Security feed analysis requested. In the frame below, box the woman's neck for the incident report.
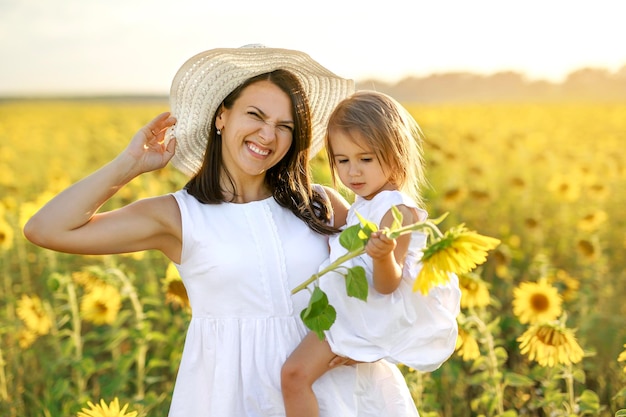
[221,174,272,203]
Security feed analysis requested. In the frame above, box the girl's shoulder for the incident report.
[354,190,427,223]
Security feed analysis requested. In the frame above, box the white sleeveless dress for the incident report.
[321,190,461,371]
[168,189,420,417]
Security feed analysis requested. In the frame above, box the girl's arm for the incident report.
[23,112,183,262]
[367,204,415,294]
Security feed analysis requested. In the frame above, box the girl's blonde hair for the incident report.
[325,90,426,206]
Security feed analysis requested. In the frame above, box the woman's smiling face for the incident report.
[217,80,294,178]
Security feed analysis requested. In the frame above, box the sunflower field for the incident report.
[1,99,625,417]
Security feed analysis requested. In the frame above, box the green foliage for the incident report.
[2,100,626,416]
[344,266,368,301]
[300,287,337,340]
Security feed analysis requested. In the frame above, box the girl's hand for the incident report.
[125,112,177,173]
[365,231,397,260]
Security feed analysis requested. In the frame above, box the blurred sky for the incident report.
[1,0,624,96]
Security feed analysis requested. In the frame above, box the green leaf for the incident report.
[355,210,378,240]
[51,377,70,399]
[339,224,367,252]
[577,389,600,413]
[390,205,404,230]
[494,346,509,364]
[503,372,535,387]
[615,409,626,417]
[429,212,449,225]
[572,368,586,384]
[615,387,626,399]
[301,287,336,340]
[345,266,368,301]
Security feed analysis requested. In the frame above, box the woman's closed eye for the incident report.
[247,111,293,133]
[247,111,264,121]
[276,123,293,133]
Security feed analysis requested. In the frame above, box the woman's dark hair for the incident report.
[184,69,337,235]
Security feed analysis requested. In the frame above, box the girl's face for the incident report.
[216,80,294,178]
[329,129,395,200]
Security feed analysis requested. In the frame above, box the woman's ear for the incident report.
[215,105,225,131]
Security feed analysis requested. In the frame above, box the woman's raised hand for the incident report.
[125,112,177,173]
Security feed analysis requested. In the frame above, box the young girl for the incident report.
[281,91,461,417]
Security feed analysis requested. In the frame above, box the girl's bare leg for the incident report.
[281,332,336,417]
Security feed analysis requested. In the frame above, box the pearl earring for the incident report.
[216,128,222,136]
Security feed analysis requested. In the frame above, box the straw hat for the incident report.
[167,44,355,176]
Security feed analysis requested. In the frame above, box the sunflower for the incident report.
[72,270,104,291]
[0,215,14,251]
[517,320,584,367]
[162,262,190,311]
[576,239,598,261]
[618,344,626,373]
[547,174,581,202]
[16,294,52,335]
[492,246,512,279]
[469,189,491,202]
[76,397,137,417]
[442,186,468,206]
[413,224,500,294]
[80,284,122,325]
[577,210,608,232]
[587,183,609,200]
[510,176,526,189]
[455,326,480,361]
[551,269,580,302]
[524,217,541,231]
[0,163,15,186]
[512,278,562,324]
[118,251,145,261]
[18,329,37,349]
[459,273,490,309]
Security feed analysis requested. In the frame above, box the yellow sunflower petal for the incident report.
[512,278,562,324]
[517,321,584,367]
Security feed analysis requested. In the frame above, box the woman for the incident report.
[24,45,420,416]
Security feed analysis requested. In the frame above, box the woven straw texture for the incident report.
[167,46,355,176]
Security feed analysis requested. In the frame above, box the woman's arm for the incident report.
[23,112,182,262]
[321,186,350,228]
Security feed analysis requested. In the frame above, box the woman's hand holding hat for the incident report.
[125,112,177,175]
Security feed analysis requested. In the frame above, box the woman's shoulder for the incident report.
[315,184,350,227]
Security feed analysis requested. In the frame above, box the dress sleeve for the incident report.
[170,190,197,266]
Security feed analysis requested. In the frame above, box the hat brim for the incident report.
[167,45,354,177]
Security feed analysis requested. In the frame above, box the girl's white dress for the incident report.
[169,188,421,417]
[321,190,461,371]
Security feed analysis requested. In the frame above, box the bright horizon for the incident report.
[1,0,624,96]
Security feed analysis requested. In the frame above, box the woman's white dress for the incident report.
[168,189,421,417]
[321,190,461,371]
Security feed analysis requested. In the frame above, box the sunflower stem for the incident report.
[564,363,576,412]
[468,311,504,415]
[66,278,86,398]
[291,248,366,294]
[0,344,8,402]
[109,267,147,400]
[291,219,441,294]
